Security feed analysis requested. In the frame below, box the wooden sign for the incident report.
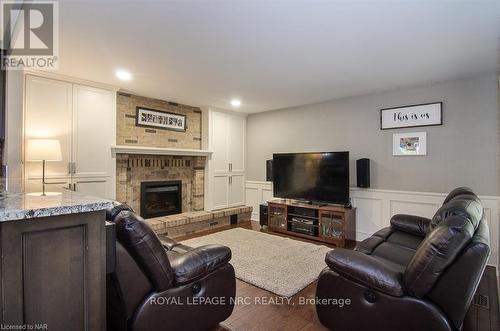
[136,107,186,132]
[380,102,442,130]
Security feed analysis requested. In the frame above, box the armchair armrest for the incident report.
[325,249,404,297]
[169,244,232,286]
[390,214,431,237]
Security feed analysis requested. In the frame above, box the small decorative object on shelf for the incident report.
[266,199,356,247]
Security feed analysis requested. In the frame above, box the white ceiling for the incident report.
[57,0,500,113]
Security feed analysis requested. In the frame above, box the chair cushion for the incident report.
[159,236,180,250]
[431,190,482,231]
[354,227,394,254]
[113,211,174,291]
[442,187,474,205]
[372,242,417,267]
[370,255,406,274]
[325,249,404,297]
[403,215,475,298]
[169,244,232,286]
[106,203,135,222]
[386,231,424,251]
[390,214,431,237]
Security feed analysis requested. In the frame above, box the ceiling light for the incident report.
[115,69,132,81]
[231,99,241,107]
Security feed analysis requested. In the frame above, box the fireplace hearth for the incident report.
[141,180,182,219]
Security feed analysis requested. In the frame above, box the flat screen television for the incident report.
[272,152,349,205]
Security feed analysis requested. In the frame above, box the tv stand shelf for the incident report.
[267,199,356,247]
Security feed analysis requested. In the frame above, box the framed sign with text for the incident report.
[136,107,187,132]
[380,102,442,130]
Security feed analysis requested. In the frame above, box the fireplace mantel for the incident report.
[111,145,212,157]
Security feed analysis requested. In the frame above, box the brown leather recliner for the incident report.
[315,187,490,331]
[106,205,236,331]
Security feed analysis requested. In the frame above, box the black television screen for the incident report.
[272,152,349,205]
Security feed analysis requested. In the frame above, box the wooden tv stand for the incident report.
[266,199,356,247]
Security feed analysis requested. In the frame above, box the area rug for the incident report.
[182,228,331,297]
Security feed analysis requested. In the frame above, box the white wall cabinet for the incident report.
[203,108,246,210]
[24,74,116,199]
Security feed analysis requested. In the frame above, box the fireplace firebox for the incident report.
[140,180,182,219]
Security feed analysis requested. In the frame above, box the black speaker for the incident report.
[356,158,370,188]
[266,159,273,182]
[259,204,268,227]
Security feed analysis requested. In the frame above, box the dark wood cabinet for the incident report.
[0,211,106,330]
[267,199,355,247]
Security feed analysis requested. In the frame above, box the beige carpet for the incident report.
[182,228,331,297]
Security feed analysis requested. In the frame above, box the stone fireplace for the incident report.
[115,92,206,216]
[116,154,205,216]
[114,92,252,237]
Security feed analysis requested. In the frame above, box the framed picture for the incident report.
[136,107,186,131]
[381,102,442,130]
[393,132,427,156]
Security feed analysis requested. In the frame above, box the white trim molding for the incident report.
[23,69,120,92]
[245,181,499,267]
[111,145,212,157]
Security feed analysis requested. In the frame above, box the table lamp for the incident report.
[26,139,62,196]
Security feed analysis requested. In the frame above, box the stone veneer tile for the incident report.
[116,93,206,214]
[223,207,243,216]
[181,211,214,223]
[161,214,189,227]
[211,211,225,219]
[116,154,205,215]
[148,219,167,232]
[116,93,202,149]
[145,206,253,238]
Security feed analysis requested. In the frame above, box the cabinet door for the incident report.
[319,211,345,240]
[268,204,287,231]
[211,174,229,210]
[227,114,245,172]
[228,174,245,207]
[210,111,229,173]
[73,178,110,198]
[24,75,73,189]
[1,211,106,330]
[24,179,71,194]
[72,84,115,199]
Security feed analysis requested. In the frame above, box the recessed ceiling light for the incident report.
[231,99,241,107]
[116,69,132,81]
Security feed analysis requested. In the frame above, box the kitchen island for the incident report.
[0,191,114,331]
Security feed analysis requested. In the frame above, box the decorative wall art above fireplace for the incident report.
[136,106,187,131]
[380,102,442,130]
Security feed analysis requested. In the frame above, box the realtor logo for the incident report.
[1,0,59,69]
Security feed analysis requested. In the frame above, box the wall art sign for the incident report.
[380,102,442,130]
[136,107,186,132]
[393,132,427,156]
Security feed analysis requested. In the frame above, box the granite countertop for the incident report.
[0,191,115,221]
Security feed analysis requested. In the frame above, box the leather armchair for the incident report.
[315,187,490,331]
[106,205,236,331]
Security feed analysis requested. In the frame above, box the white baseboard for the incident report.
[245,181,499,268]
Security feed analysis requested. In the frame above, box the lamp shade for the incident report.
[26,139,62,162]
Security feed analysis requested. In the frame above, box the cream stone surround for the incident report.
[115,93,207,214]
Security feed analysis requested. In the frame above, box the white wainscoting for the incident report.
[245,181,499,267]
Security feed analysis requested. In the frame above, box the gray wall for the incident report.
[246,74,499,196]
